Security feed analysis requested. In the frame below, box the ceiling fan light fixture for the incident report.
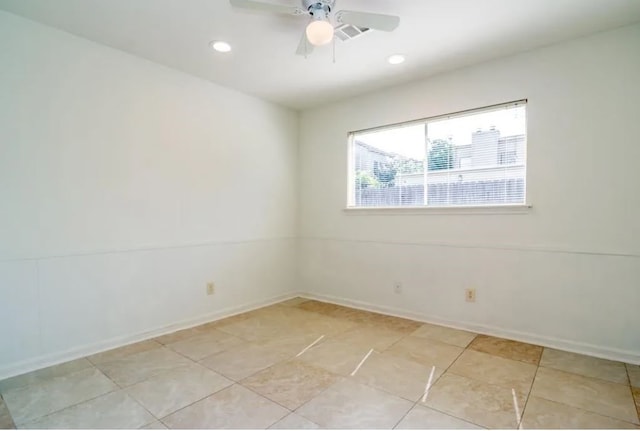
[306,19,334,46]
[387,54,405,65]
[210,40,232,53]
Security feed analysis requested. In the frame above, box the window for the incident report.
[348,101,527,208]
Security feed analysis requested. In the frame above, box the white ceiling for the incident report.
[2,0,640,110]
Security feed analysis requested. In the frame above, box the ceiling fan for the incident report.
[229,0,400,56]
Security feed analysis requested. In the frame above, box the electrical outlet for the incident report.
[394,282,402,294]
[206,282,215,295]
[465,288,476,302]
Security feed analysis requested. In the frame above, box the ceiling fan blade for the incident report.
[229,0,304,15]
[336,10,400,32]
[295,30,314,57]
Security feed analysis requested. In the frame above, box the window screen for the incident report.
[348,101,527,208]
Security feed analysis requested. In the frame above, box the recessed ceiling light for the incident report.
[387,54,405,65]
[210,41,232,53]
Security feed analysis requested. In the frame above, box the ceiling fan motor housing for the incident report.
[303,0,333,17]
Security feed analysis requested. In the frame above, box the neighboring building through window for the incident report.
[348,101,527,208]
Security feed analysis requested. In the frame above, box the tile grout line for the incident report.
[526,369,640,426]
[535,360,635,387]
[153,357,285,426]
[100,342,234,427]
[0,357,98,394]
[241,332,364,415]
[5,365,114,426]
[534,363,640,392]
[450,339,638,428]
[516,349,541,429]
[160,330,306,420]
[281,310,420,427]
[155,337,245,420]
[624,362,632,386]
[391,337,476,429]
[101,350,193,388]
[156,371,242,427]
[15,385,121,427]
[625,364,640,424]
[290,374,347,424]
[224,337,312,412]
[238,383,296,415]
[157,328,345,422]
[73,362,158,428]
[96,361,168,428]
[157,381,245,428]
[412,337,519,429]
[0,393,17,429]
[320,321,479,429]
[526,394,640,427]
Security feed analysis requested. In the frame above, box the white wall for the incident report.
[0,11,298,378]
[299,24,640,363]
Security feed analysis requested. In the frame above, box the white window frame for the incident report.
[345,100,531,214]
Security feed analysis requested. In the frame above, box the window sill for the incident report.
[343,204,532,215]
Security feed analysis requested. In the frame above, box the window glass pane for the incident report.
[352,124,426,207]
[426,104,526,206]
[348,102,526,208]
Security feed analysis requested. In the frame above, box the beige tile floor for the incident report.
[1,297,639,429]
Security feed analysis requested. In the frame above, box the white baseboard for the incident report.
[0,292,299,380]
[299,292,640,365]
[4,289,637,380]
